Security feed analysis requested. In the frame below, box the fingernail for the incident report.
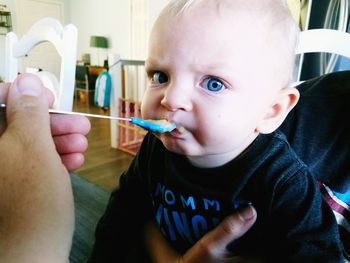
[15,74,42,97]
[238,205,256,221]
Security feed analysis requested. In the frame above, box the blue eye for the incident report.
[203,77,225,93]
[152,72,168,84]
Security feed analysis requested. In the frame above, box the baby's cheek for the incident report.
[140,93,158,118]
[140,100,150,119]
[198,117,231,143]
[140,107,153,120]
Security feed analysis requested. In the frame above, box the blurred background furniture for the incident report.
[75,65,106,105]
[88,65,107,88]
[5,17,77,111]
[295,29,350,82]
[108,57,146,154]
[297,0,350,80]
[75,65,90,104]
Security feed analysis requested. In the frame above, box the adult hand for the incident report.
[0,74,77,262]
[50,111,90,170]
[145,206,260,263]
[0,76,90,171]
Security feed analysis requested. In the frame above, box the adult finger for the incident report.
[146,206,257,263]
[50,113,91,136]
[53,133,88,170]
[184,206,257,262]
[53,133,88,154]
[60,153,85,171]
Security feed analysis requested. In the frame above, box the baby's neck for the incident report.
[187,133,258,168]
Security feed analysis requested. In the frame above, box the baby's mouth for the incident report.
[175,126,185,133]
[142,118,178,132]
[146,118,186,135]
[169,125,186,137]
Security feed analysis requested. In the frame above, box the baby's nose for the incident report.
[160,83,193,112]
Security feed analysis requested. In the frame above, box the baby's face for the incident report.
[142,3,283,167]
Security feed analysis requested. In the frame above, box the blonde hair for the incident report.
[160,0,299,86]
[165,0,201,15]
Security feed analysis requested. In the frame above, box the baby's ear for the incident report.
[256,87,299,134]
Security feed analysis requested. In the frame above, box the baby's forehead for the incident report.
[162,3,283,47]
[163,2,284,44]
[167,0,295,38]
[166,0,281,22]
[171,2,293,49]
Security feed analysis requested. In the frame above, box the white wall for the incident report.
[67,0,130,65]
[68,0,170,64]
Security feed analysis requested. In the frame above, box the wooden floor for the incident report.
[73,96,134,192]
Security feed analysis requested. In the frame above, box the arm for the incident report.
[0,74,77,262]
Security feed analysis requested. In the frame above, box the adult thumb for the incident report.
[185,206,257,262]
[5,73,53,145]
[207,205,257,250]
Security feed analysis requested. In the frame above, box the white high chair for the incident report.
[5,17,78,111]
[295,29,350,83]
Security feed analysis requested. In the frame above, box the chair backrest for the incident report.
[75,65,88,83]
[5,17,78,111]
[295,29,350,82]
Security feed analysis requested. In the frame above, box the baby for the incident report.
[90,0,344,262]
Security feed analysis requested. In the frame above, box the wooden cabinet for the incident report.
[87,66,107,89]
[75,65,107,104]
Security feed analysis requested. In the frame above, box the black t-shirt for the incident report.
[90,131,343,262]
